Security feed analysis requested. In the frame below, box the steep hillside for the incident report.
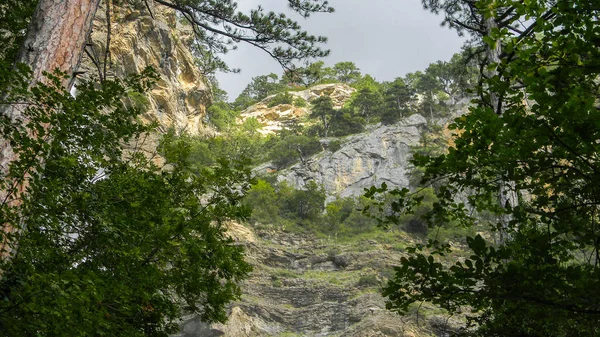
[82,3,212,136]
[80,11,465,333]
[173,87,465,335]
[175,224,461,337]
[277,114,427,199]
[239,83,355,135]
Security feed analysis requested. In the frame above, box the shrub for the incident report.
[207,101,239,131]
[357,274,380,287]
[328,140,342,152]
[268,133,322,169]
[245,179,280,225]
[267,92,293,107]
[293,96,307,107]
[278,181,326,222]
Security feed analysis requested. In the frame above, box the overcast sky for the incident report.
[215,0,466,100]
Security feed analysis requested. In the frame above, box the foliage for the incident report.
[332,61,362,84]
[351,74,382,91]
[245,179,379,238]
[293,96,307,107]
[357,274,380,287]
[324,197,379,237]
[285,61,334,86]
[155,0,333,73]
[245,180,325,226]
[267,92,294,108]
[280,61,361,87]
[0,66,252,336]
[310,96,365,138]
[267,128,322,169]
[278,181,326,222]
[309,96,335,137]
[349,86,384,123]
[244,179,281,225]
[327,139,342,153]
[184,125,268,168]
[0,0,37,62]
[206,101,240,131]
[381,78,414,124]
[376,0,600,335]
[233,73,286,110]
[327,107,365,137]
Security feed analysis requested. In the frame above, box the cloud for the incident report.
[216,0,466,100]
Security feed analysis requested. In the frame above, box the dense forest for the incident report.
[1,0,600,336]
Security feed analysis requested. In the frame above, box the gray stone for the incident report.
[278,114,427,199]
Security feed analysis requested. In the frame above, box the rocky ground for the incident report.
[174,223,462,337]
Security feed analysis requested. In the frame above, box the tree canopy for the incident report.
[0,64,254,335]
[0,0,339,334]
[152,0,333,72]
[373,0,600,335]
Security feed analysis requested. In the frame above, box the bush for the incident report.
[207,101,239,131]
[293,96,307,107]
[267,92,293,107]
[393,187,438,235]
[127,91,150,111]
[268,133,322,169]
[324,197,379,237]
[357,274,380,287]
[328,108,365,137]
[245,179,280,225]
[327,140,342,153]
[278,181,326,222]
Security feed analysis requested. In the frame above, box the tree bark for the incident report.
[485,14,502,114]
[485,11,519,243]
[1,0,101,261]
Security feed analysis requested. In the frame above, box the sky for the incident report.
[215,0,467,100]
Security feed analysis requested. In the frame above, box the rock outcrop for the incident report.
[83,3,211,136]
[174,227,459,337]
[240,83,355,135]
[277,114,427,199]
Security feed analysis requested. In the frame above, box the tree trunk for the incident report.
[485,11,518,243]
[485,15,502,114]
[1,0,101,262]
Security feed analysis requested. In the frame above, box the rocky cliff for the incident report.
[83,3,211,136]
[175,224,459,337]
[240,83,355,135]
[78,9,461,333]
[172,108,459,335]
[278,114,427,200]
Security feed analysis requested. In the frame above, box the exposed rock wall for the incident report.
[82,3,211,136]
[277,114,427,199]
[173,227,459,337]
[240,83,355,135]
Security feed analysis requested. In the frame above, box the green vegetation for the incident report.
[0,66,252,335]
[267,92,294,108]
[245,179,327,230]
[357,274,380,287]
[267,129,322,169]
[373,0,600,336]
[8,0,593,335]
[293,96,308,107]
[0,0,340,333]
[244,177,441,243]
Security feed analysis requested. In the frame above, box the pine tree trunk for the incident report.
[1,0,101,262]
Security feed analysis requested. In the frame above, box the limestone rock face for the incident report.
[277,114,428,199]
[173,227,458,337]
[83,3,211,136]
[240,83,355,135]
